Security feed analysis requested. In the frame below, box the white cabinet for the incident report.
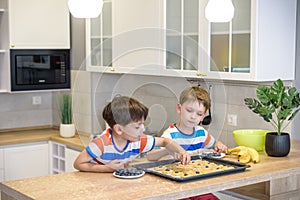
[0,0,70,92]
[50,142,66,174]
[112,0,164,72]
[0,141,80,182]
[204,0,297,81]
[205,0,251,78]
[86,0,164,74]
[3,142,49,181]
[165,0,297,81]
[0,149,4,182]
[86,0,297,82]
[65,147,81,172]
[49,142,80,174]
[8,0,70,49]
[0,0,9,92]
[164,0,209,77]
[86,0,113,70]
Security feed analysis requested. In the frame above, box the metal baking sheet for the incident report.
[132,155,250,182]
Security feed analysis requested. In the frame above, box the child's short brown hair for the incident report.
[102,96,148,128]
[179,86,211,111]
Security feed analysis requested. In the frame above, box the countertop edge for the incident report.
[0,183,33,200]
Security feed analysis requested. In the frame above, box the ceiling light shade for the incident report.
[205,0,234,22]
[68,0,104,18]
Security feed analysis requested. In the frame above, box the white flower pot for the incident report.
[60,124,75,138]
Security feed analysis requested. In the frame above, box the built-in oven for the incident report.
[10,49,70,91]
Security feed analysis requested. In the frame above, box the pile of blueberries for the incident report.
[114,168,144,176]
[202,152,221,157]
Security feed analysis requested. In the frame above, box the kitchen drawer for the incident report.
[4,142,49,181]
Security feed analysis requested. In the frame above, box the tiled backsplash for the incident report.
[0,92,53,130]
[77,72,293,148]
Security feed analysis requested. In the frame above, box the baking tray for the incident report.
[132,155,250,182]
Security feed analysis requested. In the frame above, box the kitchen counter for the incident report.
[0,128,85,150]
[1,139,300,199]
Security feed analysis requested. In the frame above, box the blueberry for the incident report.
[115,168,143,176]
[212,152,221,157]
[203,152,221,157]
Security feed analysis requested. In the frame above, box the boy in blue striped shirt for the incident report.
[148,86,227,159]
[148,86,227,200]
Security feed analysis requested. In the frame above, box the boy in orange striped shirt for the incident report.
[74,95,190,173]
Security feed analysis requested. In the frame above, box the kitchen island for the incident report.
[1,140,300,200]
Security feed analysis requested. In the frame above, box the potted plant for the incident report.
[58,93,75,138]
[244,79,300,157]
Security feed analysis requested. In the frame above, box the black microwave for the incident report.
[10,49,71,91]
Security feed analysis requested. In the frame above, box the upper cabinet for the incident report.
[165,0,297,81]
[209,0,251,74]
[8,0,70,49]
[165,0,200,71]
[164,0,209,77]
[86,0,113,71]
[112,0,164,73]
[0,0,9,92]
[204,0,297,81]
[86,0,164,74]
[86,0,297,82]
[0,0,70,92]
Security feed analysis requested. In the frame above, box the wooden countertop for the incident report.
[1,140,300,200]
[0,128,85,150]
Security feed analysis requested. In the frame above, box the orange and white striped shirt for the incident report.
[86,128,155,165]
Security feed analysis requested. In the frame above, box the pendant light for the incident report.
[68,0,104,18]
[205,0,234,22]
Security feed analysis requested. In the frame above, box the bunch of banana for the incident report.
[227,146,260,164]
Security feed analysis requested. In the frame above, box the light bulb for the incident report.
[205,0,235,23]
[68,0,104,18]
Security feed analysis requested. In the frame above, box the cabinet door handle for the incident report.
[196,72,207,76]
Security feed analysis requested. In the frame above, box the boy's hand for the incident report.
[174,151,191,165]
[214,141,227,153]
[106,160,126,170]
[164,140,191,165]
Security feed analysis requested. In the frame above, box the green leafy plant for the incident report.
[59,94,72,124]
[244,79,300,135]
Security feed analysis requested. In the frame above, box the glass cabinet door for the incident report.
[210,23,230,72]
[90,0,112,67]
[166,0,199,71]
[209,0,251,73]
[231,0,251,73]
